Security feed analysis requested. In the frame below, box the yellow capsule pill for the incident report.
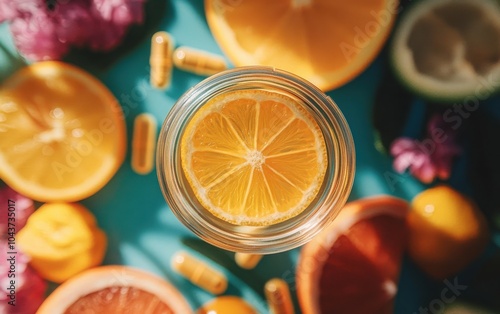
[131,113,157,174]
[173,46,228,76]
[235,253,262,269]
[171,251,227,295]
[150,31,174,89]
[264,278,295,314]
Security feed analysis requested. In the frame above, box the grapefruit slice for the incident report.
[205,0,399,91]
[37,265,192,314]
[297,196,409,314]
[391,0,500,102]
[0,61,126,202]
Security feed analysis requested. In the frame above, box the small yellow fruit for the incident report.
[407,185,489,280]
[17,203,107,283]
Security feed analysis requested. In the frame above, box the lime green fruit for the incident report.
[391,0,500,103]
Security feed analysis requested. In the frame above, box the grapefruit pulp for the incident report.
[297,196,409,314]
[36,265,192,314]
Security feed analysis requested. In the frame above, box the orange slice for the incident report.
[297,196,409,314]
[205,0,398,91]
[0,61,126,202]
[37,265,192,313]
[181,89,327,226]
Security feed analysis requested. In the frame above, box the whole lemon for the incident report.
[407,185,489,280]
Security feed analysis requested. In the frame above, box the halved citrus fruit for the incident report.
[181,89,327,226]
[36,265,192,314]
[390,0,500,102]
[205,0,398,91]
[0,61,126,202]
[297,196,409,314]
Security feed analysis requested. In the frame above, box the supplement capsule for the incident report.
[171,251,227,295]
[150,31,174,89]
[264,278,295,314]
[172,46,228,76]
[235,253,262,269]
[131,113,157,174]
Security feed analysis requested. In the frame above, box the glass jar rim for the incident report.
[157,66,355,254]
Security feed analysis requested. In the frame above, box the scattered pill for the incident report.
[264,278,295,314]
[150,31,174,89]
[235,253,262,269]
[173,46,228,76]
[171,251,227,295]
[131,113,157,174]
[197,296,258,314]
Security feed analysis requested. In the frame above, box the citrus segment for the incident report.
[205,0,398,90]
[297,196,409,314]
[0,61,126,202]
[181,90,327,226]
[37,265,192,314]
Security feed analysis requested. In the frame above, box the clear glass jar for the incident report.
[157,67,355,254]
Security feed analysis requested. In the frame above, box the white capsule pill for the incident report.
[171,251,227,295]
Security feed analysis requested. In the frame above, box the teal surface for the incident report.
[1,1,499,313]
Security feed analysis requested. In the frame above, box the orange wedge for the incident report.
[205,0,399,91]
[0,61,126,202]
[181,89,327,226]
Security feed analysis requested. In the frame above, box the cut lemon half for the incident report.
[390,0,500,102]
[181,89,327,226]
[0,61,126,202]
[205,0,398,91]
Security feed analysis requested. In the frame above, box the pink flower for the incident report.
[390,114,462,184]
[0,186,34,237]
[0,240,47,314]
[0,0,146,61]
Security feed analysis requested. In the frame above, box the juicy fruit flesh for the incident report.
[64,286,173,314]
[407,1,500,82]
[206,0,396,90]
[181,90,327,226]
[318,215,405,314]
[0,62,125,201]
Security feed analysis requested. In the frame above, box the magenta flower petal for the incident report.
[410,159,436,184]
[54,0,94,46]
[2,0,146,60]
[87,0,146,51]
[0,186,34,237]
[10,12,70,60]
[92,0,145,24]
[390,137,417,156]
